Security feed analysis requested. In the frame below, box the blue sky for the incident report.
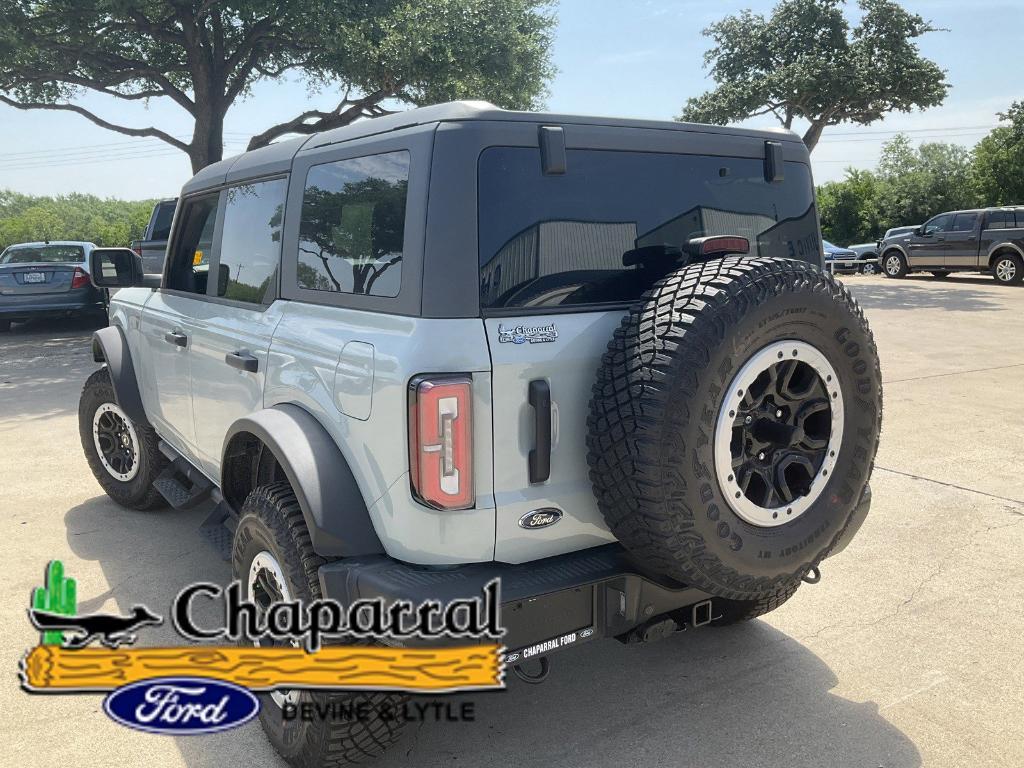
[1,0,1021,199]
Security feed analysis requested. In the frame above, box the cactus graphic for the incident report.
[31,561,77,645]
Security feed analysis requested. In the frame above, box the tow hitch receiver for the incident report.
[691,599,713,628]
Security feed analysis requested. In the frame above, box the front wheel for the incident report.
[78,368,167,509]
[883,251,908,278]
[233,483,408,768]
[992,254,1023,285]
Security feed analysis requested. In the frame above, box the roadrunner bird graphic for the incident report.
[29,605,162,649]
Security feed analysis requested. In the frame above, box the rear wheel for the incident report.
[233,483,407,768]
[79,368,167,510]
[588,257,882,602]
[883,251,908,278]
[992,253,1023,285]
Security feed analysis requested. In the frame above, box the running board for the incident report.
[154,442,213,509]
[198,498,238,561]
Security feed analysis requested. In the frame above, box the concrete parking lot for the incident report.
[2,273,1022,768]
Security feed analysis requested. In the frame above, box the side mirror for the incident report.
[89,248,146,288]
[915,226,927,237]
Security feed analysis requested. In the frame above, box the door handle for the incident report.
[164,331,187,347]
[225,351,259,373]
[528,379,551,484]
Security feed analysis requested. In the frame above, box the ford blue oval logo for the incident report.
[518,508,563,529]
[103,677,260,735]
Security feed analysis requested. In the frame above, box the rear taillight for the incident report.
[71,268,91,289]
[408,375,474,510]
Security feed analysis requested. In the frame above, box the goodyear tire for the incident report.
[587,257,882,602]
[233,483,407,768]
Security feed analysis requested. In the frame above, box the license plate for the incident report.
[23,272,46,283]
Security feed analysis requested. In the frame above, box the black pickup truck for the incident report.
[129,198,176,275]
[878,207,1024,284]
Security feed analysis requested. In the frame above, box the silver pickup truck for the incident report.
[879,207,1024,284]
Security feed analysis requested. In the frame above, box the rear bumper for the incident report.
[318,484,872,658]
[0,288,104,318]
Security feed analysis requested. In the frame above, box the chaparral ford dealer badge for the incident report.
[497,323,558,344]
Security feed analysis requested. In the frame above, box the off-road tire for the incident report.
[992,253,1023,285]
[711,582,799,626]
[233,483,407,768]
[882,251,908,278]
[79,368,167,510]
[587,257,882,602]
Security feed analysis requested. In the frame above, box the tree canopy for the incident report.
[679,0,948,151]
[0,0,555,172]
[0,190,155,250]
[972,102,1024,207]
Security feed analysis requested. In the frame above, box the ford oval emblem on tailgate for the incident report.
[518,508,563,529]
[103,676,260,735]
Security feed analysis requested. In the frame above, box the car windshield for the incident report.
[0,245,85,264]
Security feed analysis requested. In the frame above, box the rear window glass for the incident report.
[0,245,85,264]
[150,201,176,240]
[478,148,818,311]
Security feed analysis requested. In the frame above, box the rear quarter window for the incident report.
[478,147,818,311]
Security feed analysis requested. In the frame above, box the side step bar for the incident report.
[154,441,213,509]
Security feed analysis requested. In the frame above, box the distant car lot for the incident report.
[2,273,1023,768]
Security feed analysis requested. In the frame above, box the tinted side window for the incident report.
[216,179,287,305]
[166,194,220,295]
[297,151,409,297]
[951,213,978,232]
[986,211,1008,230]
[923,215,952,235]
[150,201,176,240]
[478,148,818,310]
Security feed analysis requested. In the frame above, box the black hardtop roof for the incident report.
[181,101,802,195]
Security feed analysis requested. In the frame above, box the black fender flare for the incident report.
[91,325,146,424]
[222,404,385,558]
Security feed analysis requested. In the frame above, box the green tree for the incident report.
[0,191,154,250]
[817,168,881,244]
[0,0,555,172]
[874,135,979,227]
[972,102,1024,206]
[680,0,948,151]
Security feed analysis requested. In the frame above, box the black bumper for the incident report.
[318,484,872,659]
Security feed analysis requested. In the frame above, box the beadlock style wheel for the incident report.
[92,402,141,482]
[247,550,298,709]
[713,341,843,527]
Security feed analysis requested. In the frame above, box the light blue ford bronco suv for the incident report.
[80,102,881,767]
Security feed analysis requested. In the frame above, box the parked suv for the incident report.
[81,102,881,767]
[879,207,1024,284]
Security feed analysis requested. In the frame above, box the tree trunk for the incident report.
[802,121,827,153]
[188,101,226,173]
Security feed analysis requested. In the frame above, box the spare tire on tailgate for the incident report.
[587,257,882,602]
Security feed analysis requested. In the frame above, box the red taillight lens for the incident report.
[409,376,474,510]
[71,267,91,289]
[699,236,750,256]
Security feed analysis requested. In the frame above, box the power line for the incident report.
[820,123,997,138]
[0,139,249,169]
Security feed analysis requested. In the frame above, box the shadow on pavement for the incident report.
[0,314,106,423]
[63,493,921,768]
[846,278,1006,312]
